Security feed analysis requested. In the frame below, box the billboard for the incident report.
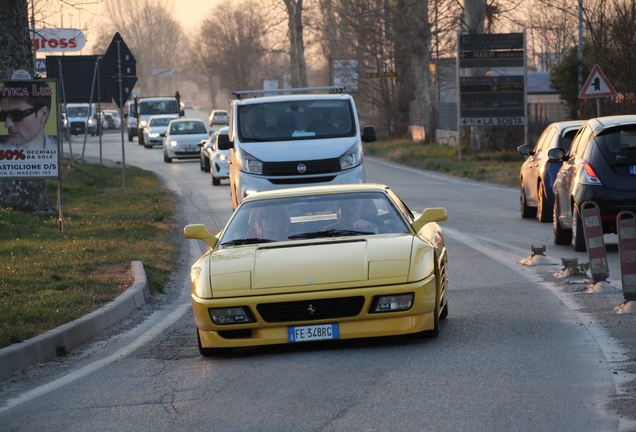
[0,80,59,179]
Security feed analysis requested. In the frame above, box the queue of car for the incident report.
[125,93,449,357]
[519,114,636,252]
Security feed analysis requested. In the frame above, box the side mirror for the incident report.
[362,125,376,143]
[547,147,566,162]
[412,207,447,232]
[517,144,532,156]
[184,224,218,249]
[217,133,232,150]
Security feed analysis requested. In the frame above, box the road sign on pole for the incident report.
[579,64,617,99]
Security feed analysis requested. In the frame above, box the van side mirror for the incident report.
[362,125,376,143]
[217,133,232,150]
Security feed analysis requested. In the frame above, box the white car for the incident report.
[208,109,229,126]
[209,127,229,185]
[143,114,179,149]
[163,118,209,163]
[103,109,122,129]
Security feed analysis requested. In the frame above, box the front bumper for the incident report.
[193,275,437,349]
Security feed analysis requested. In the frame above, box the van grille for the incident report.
[262,159,341,176]
[257,296,365,323]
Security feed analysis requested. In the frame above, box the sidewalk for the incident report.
[0,261,148,381]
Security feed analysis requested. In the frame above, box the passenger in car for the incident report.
[326,199,378,233]
[246,206,290,241]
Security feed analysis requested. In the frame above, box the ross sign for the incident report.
[31,28,86,52]
[460,75,525,119]
[579,64,617,99]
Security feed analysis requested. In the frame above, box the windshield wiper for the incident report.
[221,238,277,246]
[288,229,374,239]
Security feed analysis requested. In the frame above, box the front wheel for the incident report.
[520,180,537,219]
[164,151,172,163]
[537,182,552,223]
[553,202,572,245]
[572,206,587,252]
[212,175,221,186]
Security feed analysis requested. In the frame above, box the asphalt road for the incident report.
[1,113,634,431]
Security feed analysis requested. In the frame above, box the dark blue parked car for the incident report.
[517,120,584,222]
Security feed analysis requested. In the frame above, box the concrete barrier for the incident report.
[617,211,636,301]
[581,201,609,283]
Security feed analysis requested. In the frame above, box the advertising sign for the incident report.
[0,80,59,179]
[31,28,86,53]
[333,59,359,92]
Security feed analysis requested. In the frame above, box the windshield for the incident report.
[218,192,410,248]
[169,121,207,135]
[150,118,173,127]
[139,100,179,115]
[66,107,89,117]
[237,99,355,142]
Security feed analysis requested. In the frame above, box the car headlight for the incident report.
[140,120,148,127]
[339,143,362,170]
[88,119,94,125]
[370,293,414,313]
[170,140,179,149]
[239,149,263,174]
[218,154,227,161]
[208,307,254,324]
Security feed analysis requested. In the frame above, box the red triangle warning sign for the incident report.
[579,64,617,99]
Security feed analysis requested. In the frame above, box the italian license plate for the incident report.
[288,323,339,343]
[630,165,636,175]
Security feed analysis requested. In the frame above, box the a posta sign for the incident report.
[31,28,86,52]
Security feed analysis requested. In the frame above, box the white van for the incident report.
[65,103,98,136]
[218,87,376,209]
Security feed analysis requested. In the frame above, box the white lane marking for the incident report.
[0,302,191,414]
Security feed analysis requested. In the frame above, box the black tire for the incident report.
[199,155,206,171]
[412,304,440,339]
[440,300,448,320]
[197,330,232,357]
[212,175,221,186]
[537,181,552,223]
[572,206,587,252]
[164,152,172,163]
[128,133,134,142]
[204,158,210,172]
[520,180,537,219]
[138,134,145,146]
[553,202,572,245]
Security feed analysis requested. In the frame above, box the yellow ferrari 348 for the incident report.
[184,183,448,356]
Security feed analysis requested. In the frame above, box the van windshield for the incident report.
[237,99,355,142]
[66,107,89,117]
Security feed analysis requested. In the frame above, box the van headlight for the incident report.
[340,144,362,170]
[240,149,263,174]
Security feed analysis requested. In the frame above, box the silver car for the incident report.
[142,114,178,148]
[163,119,209,162]
[199,127,230,185]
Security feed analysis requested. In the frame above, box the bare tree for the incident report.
[0,0,53,213]
[190,0,267,94]
[97,0,185,95]
[282,0,308,88]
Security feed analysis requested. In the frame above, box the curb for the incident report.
[0,261,148,382]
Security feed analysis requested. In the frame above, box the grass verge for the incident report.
[0,160,176,349]
[364,139,524,188]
